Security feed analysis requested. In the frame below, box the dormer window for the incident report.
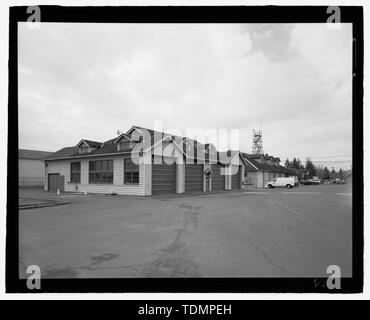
[114,133,135,152]
[117,141,133,152]
[131,135,143,142]
[80,146,89,154]
[75,139,102,155]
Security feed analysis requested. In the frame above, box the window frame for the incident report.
[89,159,113,184]
[79,146,90,154]
[124,157,139,185]
[70,162,81,183]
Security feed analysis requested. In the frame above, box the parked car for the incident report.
[333,178,345,184]
[265,177,295,188]
[301,179,314,185]
[311,176,320,185]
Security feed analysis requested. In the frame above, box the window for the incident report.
[118,141,132,152]
[70,162,81,183]
[124,158,139,184]
[89,160,113,184]
[79,146,89,154]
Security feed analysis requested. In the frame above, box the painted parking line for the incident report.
[244,192,268,195]
[337,193,352,196]
[281,192,322,195]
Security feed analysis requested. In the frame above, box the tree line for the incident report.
[284,157,346,180]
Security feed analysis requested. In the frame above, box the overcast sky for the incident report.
[18,23,352,170]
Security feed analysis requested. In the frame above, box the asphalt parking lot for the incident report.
[19,184,352,278]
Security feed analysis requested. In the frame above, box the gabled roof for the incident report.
[114,133,132,144]
[217,150,250,166]
[44,147,77,160]
[45,126,205,161]
[45,125,290,166]
[19,149,53,160]
[130,125,204,145]
[45,136,136,160]
[76,139,102,148]
[129,125,216,160]
[241,152,292,173]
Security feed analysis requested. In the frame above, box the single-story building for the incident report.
[44,126,248,196]
[19,149,52,187]
[240,153,295,188]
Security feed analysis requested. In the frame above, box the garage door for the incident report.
[48,173,60,192]
[211,164,225,191]
[231,166,241,190]
[152,163,176,195]
[185,164,203,192]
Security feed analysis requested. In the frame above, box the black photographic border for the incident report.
[6,5,363,293]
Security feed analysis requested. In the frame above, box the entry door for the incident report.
[48,173,60,192]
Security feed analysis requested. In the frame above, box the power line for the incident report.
[312,161,352,163]
[280,155,352,158]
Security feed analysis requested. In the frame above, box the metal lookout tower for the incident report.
[252,129,263,154]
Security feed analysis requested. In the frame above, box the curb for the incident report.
[19,200,70,210]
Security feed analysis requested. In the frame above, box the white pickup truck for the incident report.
[265,177,296,188]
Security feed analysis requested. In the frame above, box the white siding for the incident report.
[113,158,123,186]
[244,171,258,188]
[81,161,89,185]
[44,160,69,191]
[257,171,264,188]
[225,165,231,190]
[269,172,274,181]
[143,163,152,196]
[45,155,148,196]
[176,163,185,194]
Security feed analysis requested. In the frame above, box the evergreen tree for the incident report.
[284,159,291,168]
[330,169,337,180]
[292,157,298,169]
[305,159,317,178]
[316,165,324,179]
[338,169,344,180]
[323,167,330,180]
[297,158,302,169]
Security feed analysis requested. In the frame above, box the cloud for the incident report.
[18,23,352,169]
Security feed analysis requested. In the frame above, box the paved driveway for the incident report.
[19,184,352,278]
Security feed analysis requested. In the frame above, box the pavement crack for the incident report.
[245,235,300,276]
[270,200,350,234]
[81,252,120,270]
[140,211,201,277]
